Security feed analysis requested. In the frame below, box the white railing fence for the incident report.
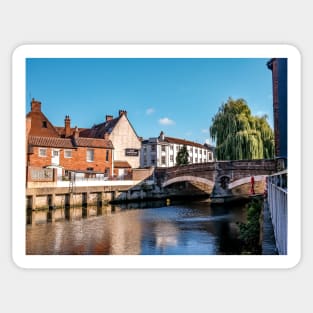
[267,170,287,255]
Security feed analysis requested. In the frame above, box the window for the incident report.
[42,121,47,128]
[161,145,166,152]
[39,148,47,157]
[209,153,213,160]
[151,159,155,165]
[195,148,198,153]
[161,156,166,165]
[86,149,94,162]
[170,155,174,161]
[64,149,72,158]
[176,145,179,151]
[151,145,156,151]
[106,150,110,161]
[200,150,202,154]
[86,167,94,171]
[170,145,173,150]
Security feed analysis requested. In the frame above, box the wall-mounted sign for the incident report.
[125,148,139,156]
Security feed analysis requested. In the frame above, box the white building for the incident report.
[140,131,215,168]
[80,109,142,177]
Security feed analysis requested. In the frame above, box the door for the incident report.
[51,149,60,165]
[118,168,124,179]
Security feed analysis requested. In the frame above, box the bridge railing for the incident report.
[267,170,287,255]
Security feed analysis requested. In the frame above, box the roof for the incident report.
[28,135,113,149]
[28,136,74,148]
[79,113,140,140]
[55,126,87,137]
[74,137,113,149]
[114,160,131,168]
[79,117,120,138]
[164,136,207,149]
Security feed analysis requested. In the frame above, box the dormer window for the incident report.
[42,121,47,128]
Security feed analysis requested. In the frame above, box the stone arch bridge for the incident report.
[155,159,277,199]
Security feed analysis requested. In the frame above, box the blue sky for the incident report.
[26,58,273,145]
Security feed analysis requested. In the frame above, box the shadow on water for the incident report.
[210,203,244,255]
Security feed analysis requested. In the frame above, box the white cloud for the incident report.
[201,128,210,133]
[146,108,155,115]
[159,117,175,125]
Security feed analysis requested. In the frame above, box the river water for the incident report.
[26,200,247,255]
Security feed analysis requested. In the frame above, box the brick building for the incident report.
[26,99,114,179]
[267,58,288,161]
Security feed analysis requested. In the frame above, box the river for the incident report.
[26,199,247,255]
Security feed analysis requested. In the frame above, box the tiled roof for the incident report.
[28,136,74,148]
[79,117,120,138]
[74,137,113,149]
[164,136,207,149]
[114,160,131,168]
[55,126,87,137]
[28,136,114,149]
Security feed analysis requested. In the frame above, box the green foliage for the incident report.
[210,97,274,160]
[238,198,262,254]
[176,145,189,166]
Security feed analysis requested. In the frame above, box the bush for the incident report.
[238,198,262,254]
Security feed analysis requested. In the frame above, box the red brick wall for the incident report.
[28,147,113,175]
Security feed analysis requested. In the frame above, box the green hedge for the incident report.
[238,198,262,254]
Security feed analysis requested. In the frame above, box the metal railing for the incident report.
[267,170,287,255]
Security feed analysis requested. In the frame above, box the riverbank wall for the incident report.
[26,180,211,210]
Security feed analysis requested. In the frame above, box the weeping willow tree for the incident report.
[210,98,274,160]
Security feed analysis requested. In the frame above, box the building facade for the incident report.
[140,131,215,168]
[26,99,113,179]
[267,58,288,160]
[79,109,142,176]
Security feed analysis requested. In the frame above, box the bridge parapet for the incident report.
[155,159,277,198]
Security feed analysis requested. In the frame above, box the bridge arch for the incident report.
[162,175,214,189]
[228,175,267,190]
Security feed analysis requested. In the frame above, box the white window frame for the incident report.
[38,148,47,157]
[86,149,94,162]
[64,149,72,158]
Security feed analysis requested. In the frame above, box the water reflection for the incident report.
[26,200,246,255]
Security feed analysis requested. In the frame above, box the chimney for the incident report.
[31,99,41,112]
[64,115,71,137]
[74,126,79,139]
[118,110,127,117]
[159,131,165,141]
[106,115,113,121]
[104,132,109,140]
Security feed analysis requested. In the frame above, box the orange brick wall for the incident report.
[28,147,113,174]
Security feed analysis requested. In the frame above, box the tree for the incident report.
[210,97,274,160]
[176,145,189,165]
